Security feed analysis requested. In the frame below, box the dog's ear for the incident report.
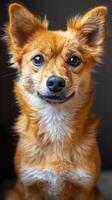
[67,6,107,57]
[8,3,48,48]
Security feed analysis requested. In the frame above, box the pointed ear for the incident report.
[67,6,107,49]
[8,3,48,48]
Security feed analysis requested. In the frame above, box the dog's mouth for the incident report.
[37,91,75,104]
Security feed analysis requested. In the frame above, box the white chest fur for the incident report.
[38,103,74,141]
[40,108,70,140]
[20,167,93,195]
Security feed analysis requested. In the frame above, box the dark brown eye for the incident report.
[67,55,81,67]
[32,54,45,67]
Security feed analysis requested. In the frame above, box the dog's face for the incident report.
[7,4,107,105]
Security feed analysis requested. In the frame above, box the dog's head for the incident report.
[7,3,107,106]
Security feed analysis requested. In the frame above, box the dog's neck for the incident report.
[14,82,99,165]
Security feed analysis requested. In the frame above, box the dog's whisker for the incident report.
[0,71,18,79]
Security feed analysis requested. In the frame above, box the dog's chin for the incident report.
[37,91,75,104]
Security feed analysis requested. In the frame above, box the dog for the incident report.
[5,3,107,200]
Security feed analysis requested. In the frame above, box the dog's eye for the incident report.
[67,55,81,67]
[32,54,45,67]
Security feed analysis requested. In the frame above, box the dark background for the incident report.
[0,0,112,183]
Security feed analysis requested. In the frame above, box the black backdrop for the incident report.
[0,0,112,182]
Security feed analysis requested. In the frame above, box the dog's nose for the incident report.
[46,76,65,93]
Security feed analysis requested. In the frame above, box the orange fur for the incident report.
[5,3,107,200]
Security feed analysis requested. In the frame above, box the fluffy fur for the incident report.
[5,3,107,200]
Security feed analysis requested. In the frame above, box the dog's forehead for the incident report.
[27,30,74,54]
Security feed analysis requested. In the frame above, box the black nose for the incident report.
[46,76,65,93]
